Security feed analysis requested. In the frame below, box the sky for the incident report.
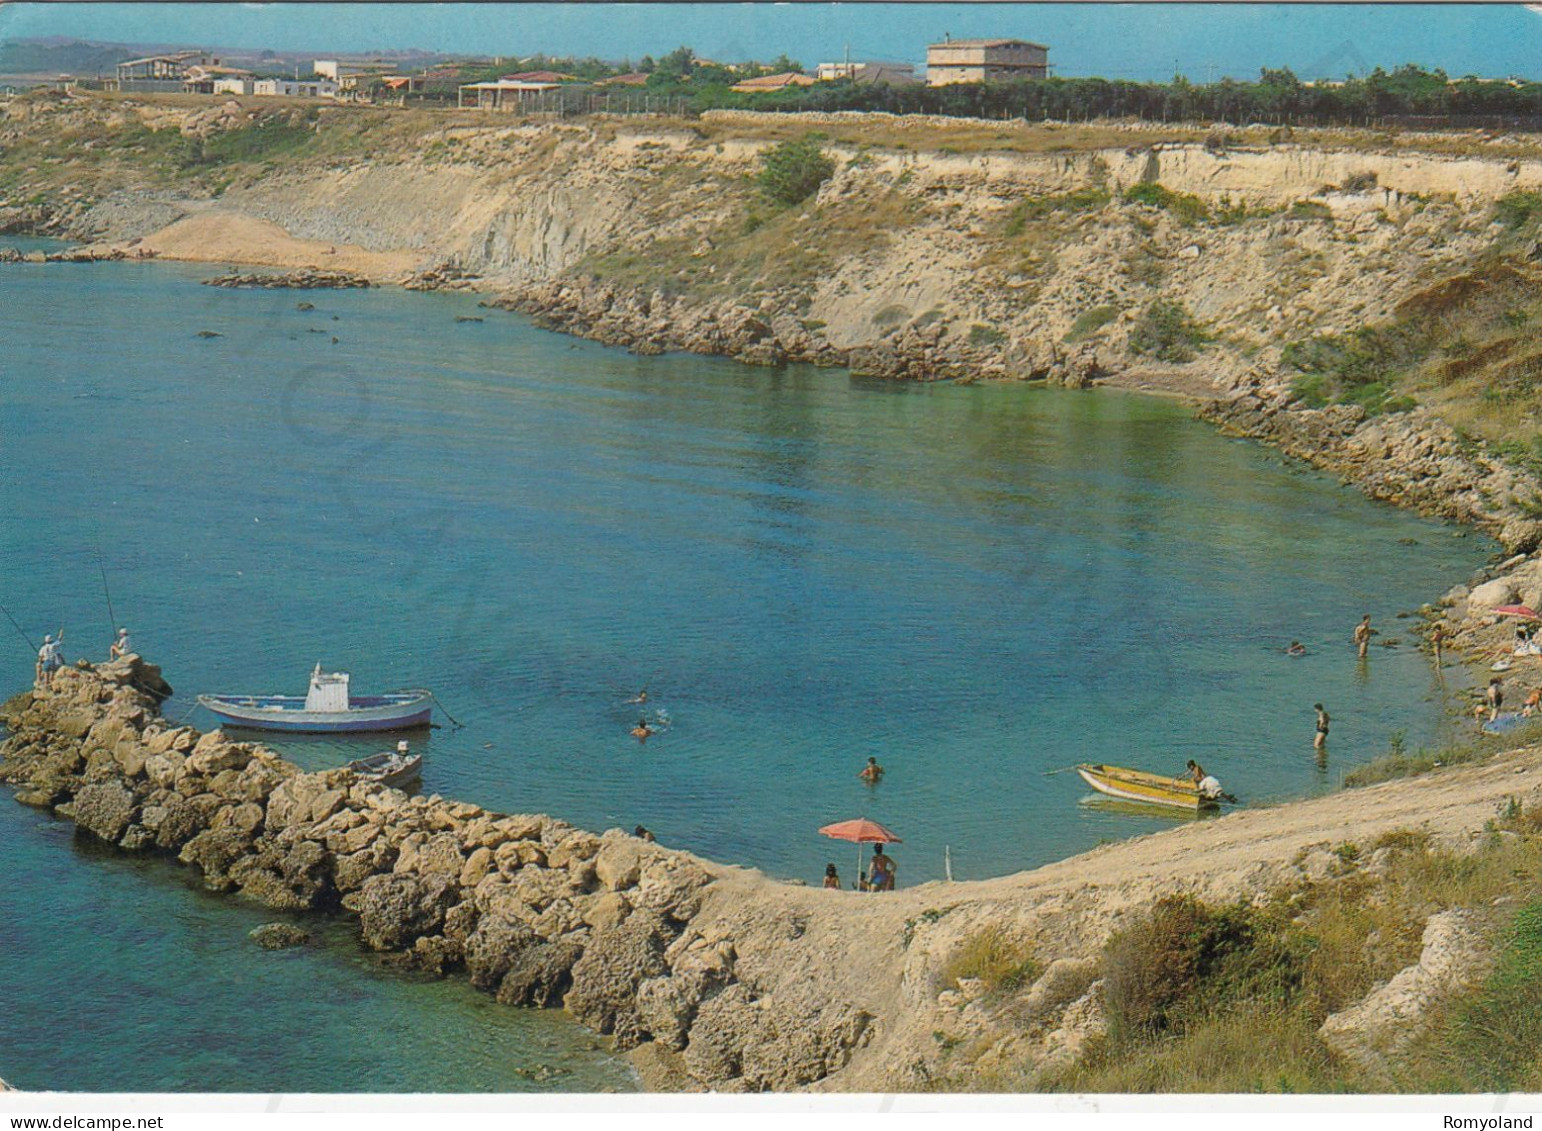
[2,3,1541,81]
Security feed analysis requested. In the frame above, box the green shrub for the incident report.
[1495,190,1542,230]
[1101,895,1305,1039]
[1065,305,1118,343]
[968,323,1007,346]
[757,135,835,206]
[1286,200,1333,221]
[1128,299,1211,362]
[1123,182,1210,226]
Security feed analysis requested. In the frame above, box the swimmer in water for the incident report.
[626,688,649,705]
[858,756,884,783]
[631,717,654,740]
[1286,641,1306,656]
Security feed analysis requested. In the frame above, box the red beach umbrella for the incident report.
[1493,605,1541,620]
[819,818,902,891]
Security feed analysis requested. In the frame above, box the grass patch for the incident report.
[1003,185,1110,237]
[1123,181,1210,226]
[1128,299,1211,362]
[1065,305,1118,343]
[1286,199,1333,222]
[940,926,1041,996]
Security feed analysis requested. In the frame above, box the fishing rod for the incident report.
[94,533,118,640]
[0,599,37,653]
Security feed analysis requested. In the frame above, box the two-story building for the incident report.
[115,51,215,93]
[925,38,1048,86]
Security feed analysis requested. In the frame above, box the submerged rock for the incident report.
[250,922,311,950]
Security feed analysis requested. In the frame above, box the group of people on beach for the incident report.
[34,626,131,687]
[823,843,896,893]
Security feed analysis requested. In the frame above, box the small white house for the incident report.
[252,78,339,99]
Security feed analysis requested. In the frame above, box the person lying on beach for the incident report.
[858,756,884,783]
[631,718,654,740]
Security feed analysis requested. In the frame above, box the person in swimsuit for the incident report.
[858,756,884,783]
[1355,615,1373,659]
[1487,678,1505,723]
[1314,703,1330,751]
[630,717,654,740]
[1184,759,1205,785]
[1286,641,1306,656]
[868,845,896,892]
[823,863,841,889]
[626,688,648,705]
[1523,687,1541,718]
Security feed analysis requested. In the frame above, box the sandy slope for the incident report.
[108,209,421,279]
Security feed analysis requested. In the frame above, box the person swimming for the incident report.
[626,688,649,705]
[1286,641,1306,656]
[858,756,884,783]
[630,717,654,740]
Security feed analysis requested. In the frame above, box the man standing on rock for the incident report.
[35,630,63,686]
[1354,614,1373,659]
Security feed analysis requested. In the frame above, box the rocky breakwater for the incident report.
[0,657,880,1092]
[203,268,373,290]
[0,244,157,264]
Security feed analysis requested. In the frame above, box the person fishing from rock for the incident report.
[110,626,131,660]
[1354,614,1373,659]
[858,756,884,783]
[35,629,63,687]
[1314,703,1330,752]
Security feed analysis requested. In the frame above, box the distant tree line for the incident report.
[688,65,1542,127]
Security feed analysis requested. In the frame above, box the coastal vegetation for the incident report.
[1004,802,1542,1093]
[756,134,835,205]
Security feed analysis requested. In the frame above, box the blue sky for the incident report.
[2,3,1540,81]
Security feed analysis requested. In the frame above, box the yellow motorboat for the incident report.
[1075,763,1222,812]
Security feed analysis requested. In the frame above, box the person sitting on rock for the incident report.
[35,630,63,687]
[110,626,131,660]
[858,756,884,783]
[633,825,656,842]
[823,863,841,889]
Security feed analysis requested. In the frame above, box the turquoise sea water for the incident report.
[0,249,1495,1089]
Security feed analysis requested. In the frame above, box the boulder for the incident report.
[179,828,259,890]
[565,910,674,1047]
[1468,576,1519,611]
[465,913,541,990]
[250,923,311,949]
[356,872,458,951]
[72,781,137,843]
[496,939,584,1008]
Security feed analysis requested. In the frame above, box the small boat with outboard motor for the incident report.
[345,740,423,787]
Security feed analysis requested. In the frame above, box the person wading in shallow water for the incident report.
[858,756,884,783]
[1355,614,1373,659]
[1314,703,1330,752]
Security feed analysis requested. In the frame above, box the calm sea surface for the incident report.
[0,247,1495,1089]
